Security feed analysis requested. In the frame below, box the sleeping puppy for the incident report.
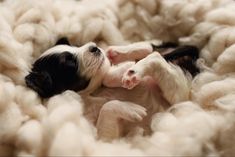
[25,40,110,98]
[25,39,147,140]
[25,38,199,140]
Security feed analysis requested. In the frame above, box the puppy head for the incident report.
[25,42,110,98]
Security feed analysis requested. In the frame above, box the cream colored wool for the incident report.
[0,0,235,156]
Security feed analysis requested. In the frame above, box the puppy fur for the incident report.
[2,0,235,156]
[26,38,197,141]
[25,41,110,98]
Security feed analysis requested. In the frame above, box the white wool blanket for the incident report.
[0,0,235,156]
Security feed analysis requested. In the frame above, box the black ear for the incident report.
[55,37,71,45]
[25,71,53,98]
[58,52,78,73]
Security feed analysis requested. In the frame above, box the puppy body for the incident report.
[84,41,194,140]
[25,40,196,141]
[94,43,192,139]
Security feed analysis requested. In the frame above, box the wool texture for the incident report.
[0,0,235,156]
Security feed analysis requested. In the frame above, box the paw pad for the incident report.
[122,69,141,89]
[128,70,135,76]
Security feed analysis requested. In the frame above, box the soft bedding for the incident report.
[0,0,235,156]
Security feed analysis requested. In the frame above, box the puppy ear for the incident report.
[25,71,53,98]
[59,52,78,73]
[55,37,71,45]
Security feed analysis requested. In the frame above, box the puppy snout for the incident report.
[89,45,101,55]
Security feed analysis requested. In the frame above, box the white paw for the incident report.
[122,69,141,89]
[120,103,147,122]
[100,101,147,122]
[106,47,127,64]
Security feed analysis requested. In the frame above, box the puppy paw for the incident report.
[122,69,141,89]
[120,103,147,122]
[101,101,147,122]
[106,47,127,64]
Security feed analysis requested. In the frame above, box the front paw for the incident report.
[106,47,127,64]
[122,69,141,89]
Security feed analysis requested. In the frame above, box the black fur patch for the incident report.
[151,42,178,50]
[25,52,90,98]
[55,37,71,45]
[152,43,200,76]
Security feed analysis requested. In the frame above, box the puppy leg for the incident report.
[96,100,147,141]
[106,41,179,64]
[106,43,199,76]
[122,52,191,104]
[106,42,153,64]
[102,62,135,88]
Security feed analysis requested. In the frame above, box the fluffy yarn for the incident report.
[0,0,235,156]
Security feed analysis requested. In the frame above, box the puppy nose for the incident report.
[89,45,101,55]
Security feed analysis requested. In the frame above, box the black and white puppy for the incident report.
[25,38,110,98]
[25,38,199,98]
[25,38,199,140]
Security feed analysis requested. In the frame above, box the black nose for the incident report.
[89,45,101,55]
